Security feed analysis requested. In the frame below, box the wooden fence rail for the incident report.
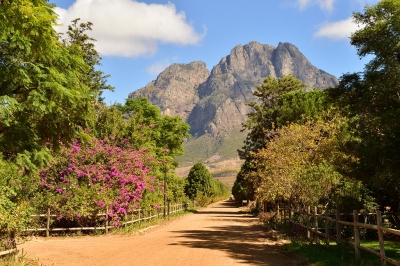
[22,202,187,237]
[0,249,17,257]
[274,205,400,266]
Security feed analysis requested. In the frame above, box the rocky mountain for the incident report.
[128,41,338,167]
[129,61,210,121]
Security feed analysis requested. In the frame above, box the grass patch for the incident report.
[361,240,400,262]
[178,126,246,167]
[178,135,217,166]
[0,250,40,266]
[282,240,400,266]
[210,168,240,176]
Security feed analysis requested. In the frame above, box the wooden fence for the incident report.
[273,205,400,266]
[22,202,187,237]
[0,202,187,258]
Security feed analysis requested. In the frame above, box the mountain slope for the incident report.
[128,41,338,169]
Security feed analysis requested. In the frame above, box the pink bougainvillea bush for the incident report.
[38,137,157,226]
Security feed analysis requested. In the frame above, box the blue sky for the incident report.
[50,0,379,104]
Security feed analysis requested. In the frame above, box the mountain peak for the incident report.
[129,61,210,121]
[129,42,339,165]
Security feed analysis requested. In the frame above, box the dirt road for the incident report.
[19,200,301,266]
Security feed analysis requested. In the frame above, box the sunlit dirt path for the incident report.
[19,200,303,266]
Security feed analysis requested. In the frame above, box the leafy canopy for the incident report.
[328,0,400,210]
[239,75,307,160]
[0,1,112,170]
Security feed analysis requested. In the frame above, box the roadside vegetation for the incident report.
[232,0,400,263]
[0,0,229,258]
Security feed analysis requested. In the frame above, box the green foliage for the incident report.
[239,75,307,160]
[65,18,114,100]
[110,98,191,211]
[351,0,400,73]
[284,241,383,266]
[231,161,254,203]
[185,163,213,201]
[276,89,330,126]
[236,75,352,207]
[249,115,357,206]
[0,157,32,250]
[91,103,126,140]
[327,0,400,211]
[0,1,193,246]
[185,162,229,206]
[167,175,188,203]
[119,98,190,158]
[211,178,231,201]
[0,2,112,170]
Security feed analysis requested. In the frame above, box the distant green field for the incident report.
[178,127,246,167]
[211,168,240,191]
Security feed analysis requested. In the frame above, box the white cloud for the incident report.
[146,59,172,75]
[55,0,205,58]
[314,17,363,40]
[296,0,335,11]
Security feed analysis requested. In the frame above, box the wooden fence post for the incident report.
[46,208,50,237]
[325,207,330,245]
[353,210,360,263]
[307,206,311,239]
[168,202,170,218]
[363,213,368,240]
[299,206,303,235]
[376,211,386,266]
[284,205,287,224]
[336,209,342,245]
[277,204,281,223]
[314,206,318,241]
[105,206,109,234]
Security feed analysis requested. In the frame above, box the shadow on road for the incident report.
[170,201,294,265]
[170,224,286,265]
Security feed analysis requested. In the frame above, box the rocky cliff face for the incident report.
[128,61,210,121]
[128,41,338,165]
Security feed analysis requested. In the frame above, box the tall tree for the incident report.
[120,98,190,158]
[328,0,400,210]
[185,162,213,201]
[64,18,114,101]
[238,75,307,160]
[0,1,108,169]
[249,115,353,206]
